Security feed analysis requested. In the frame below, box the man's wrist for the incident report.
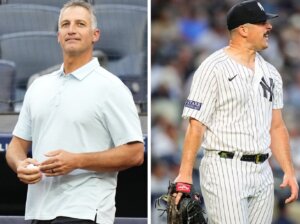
[16,159,25,169]
[284,168,296,178]
[73,153,81,169]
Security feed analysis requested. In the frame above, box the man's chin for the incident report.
[258,43,268,51]
[64,48,81,56]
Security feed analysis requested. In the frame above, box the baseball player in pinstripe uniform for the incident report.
[173,1,299,223]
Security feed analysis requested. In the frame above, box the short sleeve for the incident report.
[102,83,143,147]
[13,87,33,141]
[182,63,218,126]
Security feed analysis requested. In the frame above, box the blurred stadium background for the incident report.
[0,0,148,222]
[151,0,300,223]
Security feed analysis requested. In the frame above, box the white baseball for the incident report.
[26,164,39,170]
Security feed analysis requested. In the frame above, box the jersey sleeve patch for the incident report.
[184,99,202,110]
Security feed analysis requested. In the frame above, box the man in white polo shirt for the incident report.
[5,1,144,224]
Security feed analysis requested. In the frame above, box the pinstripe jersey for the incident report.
[182,48,283,154]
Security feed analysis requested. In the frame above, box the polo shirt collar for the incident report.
[58,57,100,80]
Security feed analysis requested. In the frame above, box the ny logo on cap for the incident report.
[257,2,264,11]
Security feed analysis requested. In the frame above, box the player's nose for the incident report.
[265,21,272,30]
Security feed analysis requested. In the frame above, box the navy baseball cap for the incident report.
[227,0,278,30]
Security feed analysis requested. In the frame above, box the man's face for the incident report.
[57,6,99,56]
[246,21,272,51]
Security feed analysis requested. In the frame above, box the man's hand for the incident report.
[173,175,193,205]
[16,158,42,184]
[39,150,78,176]
[280,174,299,204]
[155,181,207,224]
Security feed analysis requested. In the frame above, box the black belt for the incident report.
[218,151,269,164]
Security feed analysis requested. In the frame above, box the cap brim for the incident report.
[266,13,278,20]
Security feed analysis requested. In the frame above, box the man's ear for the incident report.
[92,29,100,44]
[57,31,60,43]
[238,25,249,38]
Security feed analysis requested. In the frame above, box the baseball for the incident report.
[26,164,39,170]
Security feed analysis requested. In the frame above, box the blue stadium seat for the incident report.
[118,74,147,105]
[4,0,93,6]
[0,31,63,90]
[93,0,147,7]
[0,60,16,112]
[107,52,145,77]
[0,4,60,36]
[94,4,147,59]
[93,4,147,81]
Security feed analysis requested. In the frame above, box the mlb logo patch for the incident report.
[184,99,202,110]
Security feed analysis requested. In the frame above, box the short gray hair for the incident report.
[58,0,97,29]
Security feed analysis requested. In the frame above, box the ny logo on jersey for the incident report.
[260,77,274,102]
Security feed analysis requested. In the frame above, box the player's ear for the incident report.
[92,28,100,44]
[238,25,248,37]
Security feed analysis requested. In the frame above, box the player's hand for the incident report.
[280,174,299,204]
[173,175,193,205]
[39,149,78,176]
[16,158,42,184]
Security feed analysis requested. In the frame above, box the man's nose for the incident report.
[266,21,272,30]
[68,23,76,33]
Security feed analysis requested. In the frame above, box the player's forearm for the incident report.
[270,125,295,176]
[76,142,144,172]
[6,147,26,173]
[179,118,206,178]
[6,136,31,173]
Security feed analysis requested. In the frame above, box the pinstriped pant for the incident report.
[200,151,274,224]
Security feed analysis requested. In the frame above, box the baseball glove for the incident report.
[155,182,207,224]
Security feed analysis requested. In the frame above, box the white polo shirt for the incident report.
[13,58,143,224]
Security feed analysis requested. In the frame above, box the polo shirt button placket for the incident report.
[55,75,67,107]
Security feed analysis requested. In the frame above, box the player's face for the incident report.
[247,21,272,51]
[57,6,99,57]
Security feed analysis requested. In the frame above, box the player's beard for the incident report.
[262,31,270,50]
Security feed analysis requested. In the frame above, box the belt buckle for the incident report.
[255,154,261,164]
[219,151,228,158]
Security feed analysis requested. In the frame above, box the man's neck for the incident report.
[63,54,93,74]
[225,43,256,70]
